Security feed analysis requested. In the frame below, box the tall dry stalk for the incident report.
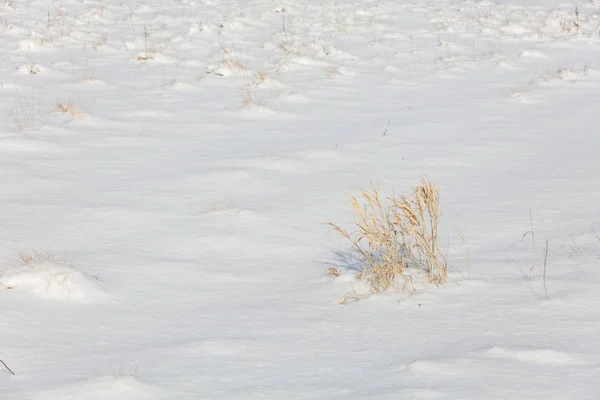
[327,177,446,295]
[457,231,471,279]
[392,178,446,285]
[522,209,535,279]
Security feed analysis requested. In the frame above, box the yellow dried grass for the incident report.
[11,247,75,268]
[327,177,446,296]
[57,101,83,119]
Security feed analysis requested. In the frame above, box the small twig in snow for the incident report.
[382,120,391,137]
[521,209,535,279]
[591,229,600,245]
[1,359,15,376]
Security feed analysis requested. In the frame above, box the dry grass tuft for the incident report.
[112,363,138,379]
[254,70,268,84]
[136,54,154,62]
[12,247,75,268]
[242,83,266,109]
[327,177,446,297]
[13,247,55,266]
[222,58,246,73]
[57,101,83,119]
[325,266,342,277]
[7,90,37,132]
[337,288,370,304]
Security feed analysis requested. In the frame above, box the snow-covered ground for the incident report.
[1,0,600,398]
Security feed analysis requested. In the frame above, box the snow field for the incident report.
[1,0,600,398]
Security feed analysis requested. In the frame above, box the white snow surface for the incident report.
[33,375,163,400]
[1,0,600,398]
[0,261,108,303]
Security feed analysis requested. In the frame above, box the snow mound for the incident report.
[487,347,583,366]
[34,376,160,400]
[0,262,108,304]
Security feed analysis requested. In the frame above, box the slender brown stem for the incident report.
[0,359,15,376]
[529,209,535,278]
[521,209,535,279]
[382,119,391,137]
